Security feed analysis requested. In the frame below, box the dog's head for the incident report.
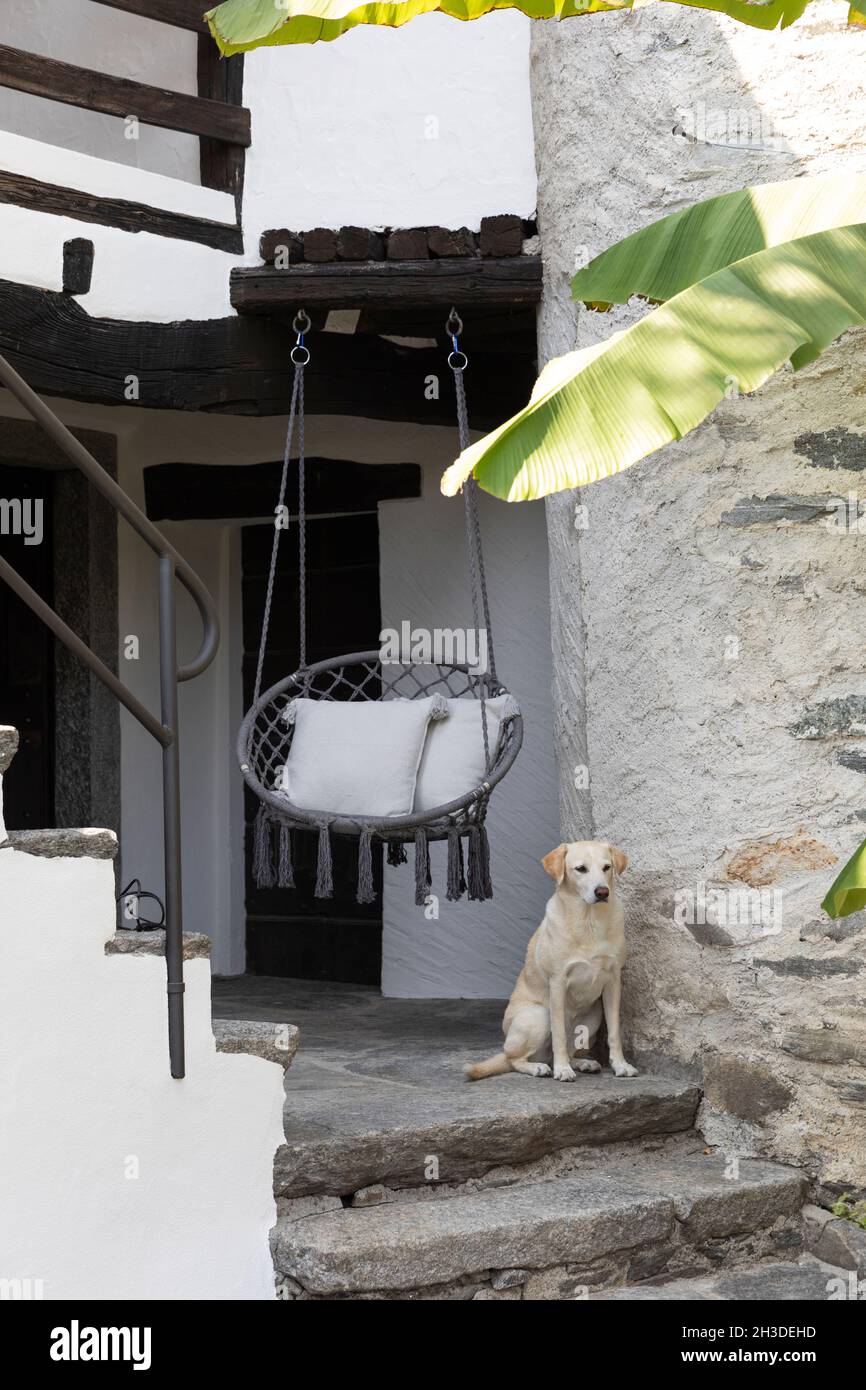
[541,840,627,906]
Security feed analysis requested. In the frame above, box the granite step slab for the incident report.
[273,1155,805,1296]
[276,1071,700,1198]
[593,1260,845,1301]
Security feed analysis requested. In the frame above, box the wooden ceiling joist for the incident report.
[230,257,543,316]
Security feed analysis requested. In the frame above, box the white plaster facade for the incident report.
[0,2,201,182]
[0,820,285,1300]
[0,11,536,321]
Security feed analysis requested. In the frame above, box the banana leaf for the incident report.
[205,0,826,56]
[441,224,866,501]
[822,836,866,918]
[572,173,866,310]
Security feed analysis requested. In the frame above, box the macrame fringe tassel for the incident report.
[387,841,408,867]
[277,821,294,889]
[467,825,493,901]
[446,830,466,902]
[315,822,334,899]
[253,806,276,889]
[481,828,493,899]
[357,830,375,904]
[414,828,431,907]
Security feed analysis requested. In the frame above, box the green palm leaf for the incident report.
[822,835,866,919]
[441,224,866,502]
[205,0,824,56]
[572,173,866,310]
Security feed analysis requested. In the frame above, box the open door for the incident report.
[241,511,384,985]
[0,465,54,830]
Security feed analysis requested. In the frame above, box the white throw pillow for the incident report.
[278,695,448,817]
[413,695,519,812]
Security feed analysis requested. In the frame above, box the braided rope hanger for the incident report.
[448,308,494,773]
[252,310,310,707]
[252,308,497,774]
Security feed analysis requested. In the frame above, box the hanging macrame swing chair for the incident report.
[237,309,523,907]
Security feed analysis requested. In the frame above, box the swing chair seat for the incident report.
[238,651,523,904]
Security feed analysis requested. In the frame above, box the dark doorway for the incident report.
[0,465,54,829]
[242,512,384,985]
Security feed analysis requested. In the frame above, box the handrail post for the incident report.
[159,555,185,1079]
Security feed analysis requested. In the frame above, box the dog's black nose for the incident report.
[594,886,610,900]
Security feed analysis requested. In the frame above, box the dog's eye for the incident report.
[575,865,587,873]
[603,864,611,872]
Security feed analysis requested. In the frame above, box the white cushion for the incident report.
[279,695,448,818]
[413,695,519,812]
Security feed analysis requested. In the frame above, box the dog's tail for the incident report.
[463,1051,512,1081]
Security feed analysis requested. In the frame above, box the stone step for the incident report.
[276,1071,700,1199]
[213,1018,300,1071]
[272,1154,806,1298]
[1,827,117,859]
[106,929,210,960]
[593,1259,848,1301]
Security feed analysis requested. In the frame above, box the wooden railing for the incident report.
[0,2,247,251]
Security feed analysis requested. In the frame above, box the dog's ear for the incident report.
[542,844,568,884]
[608,845,628,876]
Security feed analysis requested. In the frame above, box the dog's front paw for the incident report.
[553,1063,576,1083]
[611,1060,638,1078]
[575,1058,602,1074]
[528,1062,551,1077]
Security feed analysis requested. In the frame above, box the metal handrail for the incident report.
[0,350,220,1078]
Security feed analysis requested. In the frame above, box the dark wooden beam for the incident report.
[144,460,421,521]
[89,1,210,32]
[230,257,543,315]
[197,39,245,206]
[62,239,95,296]
[0,43,250,146]
[0,171,242,253]
[0,279,536,428]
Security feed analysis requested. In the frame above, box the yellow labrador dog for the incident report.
[465,841,638,1083]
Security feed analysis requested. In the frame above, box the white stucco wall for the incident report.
[379,462,558,997]
[0,12,536,322]
[241,13,536,241]
[0,833,285,1300]
[0,2,200,181]
[0,200,239,322]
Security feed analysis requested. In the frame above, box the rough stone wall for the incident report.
[533,2,866,1186]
